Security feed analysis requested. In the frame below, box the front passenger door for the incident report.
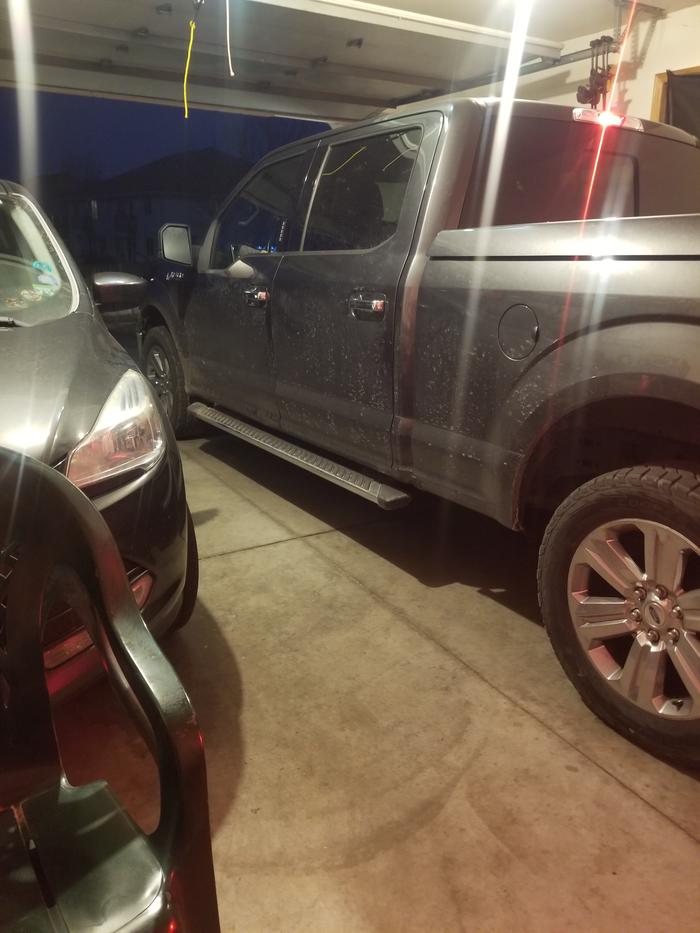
[185,150,313,427]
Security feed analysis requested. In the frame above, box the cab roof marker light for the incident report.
[621,115,644,132]
[573,108,644,132]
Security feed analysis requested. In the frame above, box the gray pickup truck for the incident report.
[136,95,700,765]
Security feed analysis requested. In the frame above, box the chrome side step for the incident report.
[189,402,411,510]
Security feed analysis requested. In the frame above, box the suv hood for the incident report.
[0,312,131,465]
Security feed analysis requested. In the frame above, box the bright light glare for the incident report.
[4,424,49,455]
[597,111,624,128]
[574,108,624,128]
[572,109,645,133]
[479,0,534,230]
[590,237,620,258]
[447,0,534,488]
[8,0,39,190]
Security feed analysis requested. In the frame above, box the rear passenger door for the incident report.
[272,115,442,472]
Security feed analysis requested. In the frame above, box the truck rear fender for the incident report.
[510,324,700,528]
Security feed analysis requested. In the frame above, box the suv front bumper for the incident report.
[45,433,189,697]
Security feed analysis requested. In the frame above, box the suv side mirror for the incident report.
[160,224,193,266]
[93,272,147,308]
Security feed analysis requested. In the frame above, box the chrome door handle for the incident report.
[348,290,387,321]
[244,286,271,308]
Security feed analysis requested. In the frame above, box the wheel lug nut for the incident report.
[647,630,660,645]
[634,586,646,600]
[630,608,642,623]
[655,585,668,599]
[668,628,680,644]
[672,605,684,621]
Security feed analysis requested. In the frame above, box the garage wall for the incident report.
[468,3,700,119]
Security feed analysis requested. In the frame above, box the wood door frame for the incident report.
[651,65,700,122]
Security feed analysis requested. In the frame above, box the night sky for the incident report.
[0,87,327,183]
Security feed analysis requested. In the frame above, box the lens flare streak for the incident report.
[548,0,640,414]
[8,0,39,192]
[449,0,534,485]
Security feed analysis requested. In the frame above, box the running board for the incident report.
[189,403,411,510]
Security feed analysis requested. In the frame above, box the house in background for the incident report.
[41,148,251,276]
[0,86,326,278]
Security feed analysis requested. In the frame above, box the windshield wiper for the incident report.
[0,316,28,328]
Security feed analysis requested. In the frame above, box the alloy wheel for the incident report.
[568,518,700,719]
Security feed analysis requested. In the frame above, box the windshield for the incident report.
[0,194,77,325]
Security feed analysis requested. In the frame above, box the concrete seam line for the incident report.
[197,518,395,562]
[186,447,700,844]
[304,534,700,847]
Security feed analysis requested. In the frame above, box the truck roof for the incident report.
[471,97,698,147]
[271,93,698,157]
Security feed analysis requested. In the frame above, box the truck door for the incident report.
[271,115,442,472]
[185,150,314,428]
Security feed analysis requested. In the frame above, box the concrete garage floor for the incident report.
[56,435,700,931]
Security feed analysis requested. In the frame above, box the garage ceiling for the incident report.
[0,0,696,122]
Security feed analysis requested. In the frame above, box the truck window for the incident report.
[303,127,422,252]
[462,117,637,227]
[211,150,312,268]
[461,115,700,228]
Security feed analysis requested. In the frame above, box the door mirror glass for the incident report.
[160,224,193,266]
[93,272,147,308]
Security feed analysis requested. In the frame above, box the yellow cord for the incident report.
[183,18,196,119]
[322,146,367,177]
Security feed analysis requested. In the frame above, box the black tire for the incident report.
[142,326,192,437]
[172,508,199,631]
[539,465,700,768]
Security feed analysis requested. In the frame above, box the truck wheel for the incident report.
[172,508,199,631]
[538,465,700,767]
[142,326,191,437]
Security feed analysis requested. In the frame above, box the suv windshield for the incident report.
[0,193,77,326]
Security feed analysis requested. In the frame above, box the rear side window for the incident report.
[212,151,312,268]
[635,130,700,215]
[461,115,700,227]
[303,127,422,252]
[463,117,637,227]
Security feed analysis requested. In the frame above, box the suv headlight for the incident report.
[66,370,165,488]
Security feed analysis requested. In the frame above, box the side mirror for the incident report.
[93,272,148,308]
[160,224,193,266]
